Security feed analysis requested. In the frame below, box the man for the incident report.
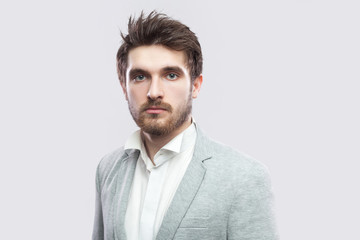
[93,11,278,240]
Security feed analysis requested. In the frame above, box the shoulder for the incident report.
[97,147,126,173]
[201,136,271,187]
[203,140,279,239]
[95,147,130,189]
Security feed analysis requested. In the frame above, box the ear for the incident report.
[120,81,129,101]
[192,75,203,99]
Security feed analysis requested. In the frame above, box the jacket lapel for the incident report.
[114,150,139,240]
[156,128,212,240]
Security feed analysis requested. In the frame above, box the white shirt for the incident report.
[124,123,197,240]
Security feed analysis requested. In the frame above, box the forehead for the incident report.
[127,45,187,72]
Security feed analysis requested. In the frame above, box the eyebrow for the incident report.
[128,66,186,78]
[128,68,149,78]
[162,66,185,75]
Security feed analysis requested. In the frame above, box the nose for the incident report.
[147,78,164,100]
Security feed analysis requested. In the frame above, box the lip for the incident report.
[145,107,166,114]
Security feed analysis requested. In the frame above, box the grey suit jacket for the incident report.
[92,127,278,240]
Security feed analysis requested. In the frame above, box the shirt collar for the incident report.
[124,130,142,151]
[123,129,184,153]
[124,121,197,166]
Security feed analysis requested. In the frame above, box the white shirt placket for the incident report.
[138,160,169,240]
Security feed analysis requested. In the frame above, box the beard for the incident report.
[128,94,192,136]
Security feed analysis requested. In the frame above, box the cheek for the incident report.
[127,88,147,106]
[128,87,147,101]
[167,85,191,104]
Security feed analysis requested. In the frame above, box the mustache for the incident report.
[139,99,173,113]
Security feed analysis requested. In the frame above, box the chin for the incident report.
[140,118,175,136]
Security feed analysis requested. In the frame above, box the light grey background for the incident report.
[1,0,359,239]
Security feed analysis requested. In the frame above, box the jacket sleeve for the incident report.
[92,165,104,240]
[227,164,279,240]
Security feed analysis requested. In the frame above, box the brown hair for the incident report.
[116,11,203,84]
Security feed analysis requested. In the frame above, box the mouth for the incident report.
[145,106,167,114]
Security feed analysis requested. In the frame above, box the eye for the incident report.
[165,73,178,80]
[134,75,146,82]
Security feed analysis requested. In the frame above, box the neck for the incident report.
[141,117,192,164]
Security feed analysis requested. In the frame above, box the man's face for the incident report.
[122,45,202,136]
